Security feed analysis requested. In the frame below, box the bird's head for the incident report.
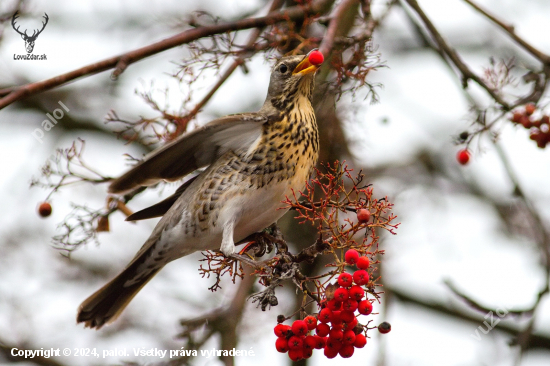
[262,51,323,112]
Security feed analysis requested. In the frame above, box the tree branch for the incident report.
[403,0,511,109]
[462,0,550,65]
[0,0,334,110]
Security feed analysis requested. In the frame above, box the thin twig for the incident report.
[462,0,550,65]
[403,0,511,109]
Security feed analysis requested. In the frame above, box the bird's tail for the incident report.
[77,253,163,329]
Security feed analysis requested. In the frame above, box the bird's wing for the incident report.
[109,113,267,194]
[125,176,198,221]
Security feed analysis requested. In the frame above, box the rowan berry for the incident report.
[38,202,52,217]
[324,346,338,359]
[329,328,344,342]
[358,300,373,315]
[356,256,370,269]
[288,348,303,361]
[318,308,332,323]
[353,270,369,285]
[342,298,358,312]
[288,336,303,350]
[275,337,289,353]
[525,103,536,115]
[457,149,470,165]
[342,329,356,344]
[357,209,371,223]
[291,320,308,337]
[354,333,367,348]
[339,344,355,358]
[334,287,349,302]
[304,335,317,350]
[308,50,324,65]
[345,249,359,264]
[378,321,391,334]
[274,324,291,337]
[316,323,330,337]
[349,285,365,301]
[304,315,317,330]
[338,272,353,287]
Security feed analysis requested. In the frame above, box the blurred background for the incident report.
[0,0,549,365]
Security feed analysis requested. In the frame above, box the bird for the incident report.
[77,51,322,329]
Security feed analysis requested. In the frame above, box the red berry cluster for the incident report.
[510,103,550,148]
[274,249,380,361]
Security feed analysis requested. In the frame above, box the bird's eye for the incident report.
[279,64,288,73]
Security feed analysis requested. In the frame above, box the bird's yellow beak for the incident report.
[293,56,320,75]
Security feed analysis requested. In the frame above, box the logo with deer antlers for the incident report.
[12,11,49,54]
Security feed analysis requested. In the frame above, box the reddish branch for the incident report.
[0,0,334,110]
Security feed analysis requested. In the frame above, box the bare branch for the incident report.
[462,0,550,65]
[403,0,511,109]
[0,0,334,110]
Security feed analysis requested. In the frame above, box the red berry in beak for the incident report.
[308,50,324,65]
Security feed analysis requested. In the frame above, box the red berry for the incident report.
[313,335,326,349]
[308,50,324,65]
[334,287,349,302]
[511,111,522,123]
[324,346,338,359]
[329,329,344,342]
[457,149,470,165]
[344,315,358,330]
[342,329,356,344]
[342,298,358,312]
[349,285,365,301]
[340,311,355,323]
[327,299,342,311]
[353,333,367,348]
[316,323,330,337]
[304,315,317,330]
[302,346,313,359]
[274,324,291,337]
[356,256,370,269]
[378,321,391,334]
[38,202,52,217]
[339,344,355,358]
[525,103,536,115]
[338,272,353,287]
[330,310,342,324]
[288,348,303,361]
[358,300,373,315]
[353,270,369,285]
[292,320,308,337]
[345,249,360,264]
[357,209,371,223]
[288,336,303,350]
[275,337,289,353]
[541,115,550,125]
[520,116,532,128]
[304,335,317,350]
[318,308,332,323]
[326,337,342,351]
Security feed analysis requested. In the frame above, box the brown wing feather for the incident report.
[109,114,266,194]
[125,176,198,221]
